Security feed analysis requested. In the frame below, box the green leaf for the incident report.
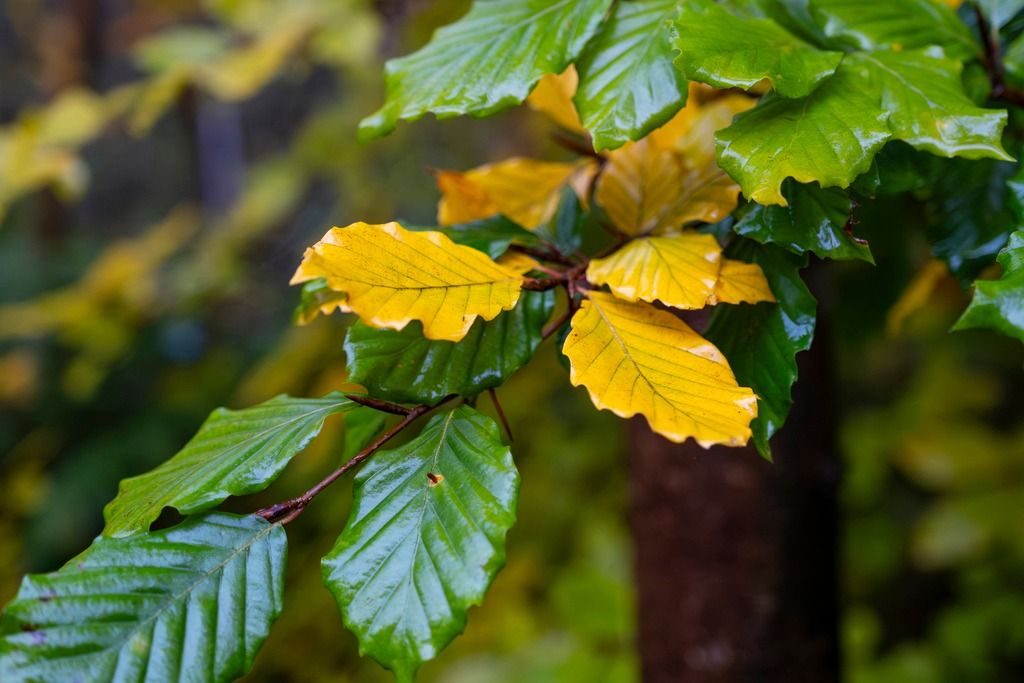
[103,393,356,537]
[809,0,979,59]
[322,406,519,682]
[1004,30,1024,85]
[717,50,1010,205]
[294,277,347,324]
[574,0,688,151]
[536,185,586,255]
[345,290,555,404]
[926,157,1019,279]
[0,513,286,683]
[672,0,844,98]
[358,0,614,139]
[704,242,816,459]
[343,408,388,460]
[734,182,874,262]
[955,230,1024,341]
[408,215,541,260]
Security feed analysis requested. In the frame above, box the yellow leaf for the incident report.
[291,222,525,341]
[596,138,740,235]
[496,251,540,274]
[650,91,755,167]
[587,234,775,309]
[435,170,499,226]
[712,259,776,305]
[886,259,953,336]
[437,157,595,228]
[526,67,585,134]
[562,291,757,446]
[196,23,309,101]
[586,234,723,309]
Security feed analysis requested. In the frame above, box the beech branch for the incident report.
[256,396,455,524]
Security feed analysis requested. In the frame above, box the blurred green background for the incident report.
[1,1,1022,681]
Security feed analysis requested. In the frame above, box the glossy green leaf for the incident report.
[343,408,388,460]
[955,230,1024,342]
[718,51,1010,205]
[734,182,873,262]
[574,0,688,151]
[345,290,555,404]
[103,393,355,537]
[0,513,286,683]
[926,157,1019,279]
[294,277,347,324]
[672,0,843,98]
[408,215,541,260]
[704,242,816,459]
[322,406,518,682]
[358,0,613,139]
[536,185,586,255]
[809,0,979,59]
[1004,30,1024,85]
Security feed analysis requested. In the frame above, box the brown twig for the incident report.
[488,389,514,443]
[344,394,411,415]
[975,5,1024,107]
[507,243,575,266]
[256,396,455,524]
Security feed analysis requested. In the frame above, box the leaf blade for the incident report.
[103,393,355,537]
[322,406,518,681]
[0,513,287,683]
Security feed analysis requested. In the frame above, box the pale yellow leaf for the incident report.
[650,91,755,168]
[562,291,757,447]
[586,234,723,309]
[196,23,309,101]
[596,138,740,234]
[886,259,953,336]
[712,259,776,305]
[437,157,594,228]
[526,67,585,134]
[291,222,524,341]
[497,251,540,274]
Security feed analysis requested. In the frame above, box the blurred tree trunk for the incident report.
[628,279,840,682]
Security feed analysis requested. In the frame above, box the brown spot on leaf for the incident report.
[427,472,444,487]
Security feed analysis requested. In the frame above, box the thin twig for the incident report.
[521,277,566,291]
[542,306,575,340]
[488,389,514,443]
[551,131,602,160]
[345,394,411,415]
[256,396,455,524]
[507,243,575,266]
[975,5,1024,106]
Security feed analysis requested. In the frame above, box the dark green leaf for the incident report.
[103,393,355,537]
[574,0,688,151]
[345,290,555,404]
[734,182,873,262]
[358,0,614,139]
[955,230,1024,341]
[926,158,1018,279]
[704,242,816,459]
[672,0,843,98]
[536,185,586,255]
[322,406,518,682]
[407,215,541,259]
[343,408,388,460]
[809,0,979,59]
[0,513,286,683]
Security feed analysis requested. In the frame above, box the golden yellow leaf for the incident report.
[650,91,755,167]
[291,222,524,341]
[437,157,595,228]
[496,251,540,274]
[435,170,499,226]
[586,234,723,309]
[712,259,776,305]
[596,138,740,235]
[526,67,585,134]
[562,291,757,446]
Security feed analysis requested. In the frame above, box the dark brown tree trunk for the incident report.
[629,294,840,682]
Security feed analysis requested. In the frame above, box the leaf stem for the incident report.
[256,396,456,523]
[488,389,514,443]
[344,394,412,415]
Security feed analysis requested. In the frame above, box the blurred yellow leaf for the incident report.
[197,23,309,101]
[562,291,758,446]
[586,233,773,309]
[596,138,740,235]
[650,90,755,166]
[526,67,585,134]
[886,259,954,336]
[292,222,525,341]
[437,157,596,228]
